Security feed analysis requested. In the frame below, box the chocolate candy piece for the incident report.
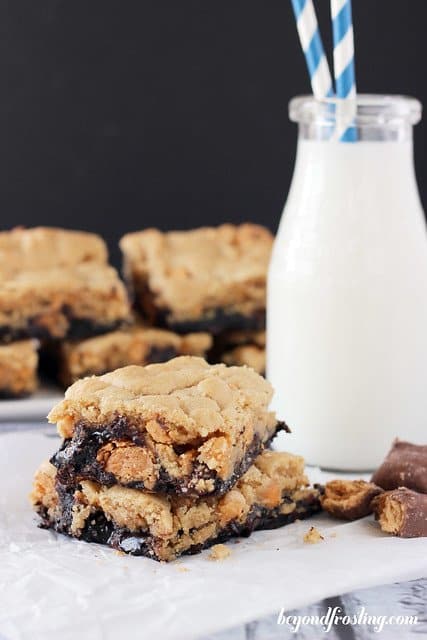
[372,440,427,493]
[320,479,383,520]
[373,487,427,538]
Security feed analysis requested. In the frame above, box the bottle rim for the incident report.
[289,94,422,127]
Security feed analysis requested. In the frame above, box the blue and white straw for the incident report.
[331,0,357,141]
[290,0,334,100]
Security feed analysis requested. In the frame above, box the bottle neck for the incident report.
[297,121,414,143]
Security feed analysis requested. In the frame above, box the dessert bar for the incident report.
[31,450,322,561]
[120,224,273,334]
[50,326,212,386]
[0,227,130,342]
[0,264,130,342]
[49,357,286,496]
[0,339,38,398]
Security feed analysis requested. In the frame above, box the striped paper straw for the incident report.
[331,0,357,141]
[290,0,334,100]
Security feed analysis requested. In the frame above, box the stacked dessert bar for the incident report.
[120,223,272,374]
[0,227,130,397]
[31,356,321,561]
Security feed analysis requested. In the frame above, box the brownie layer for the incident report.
[51,418,288,497]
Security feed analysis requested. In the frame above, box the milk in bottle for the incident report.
[268,95,427,470]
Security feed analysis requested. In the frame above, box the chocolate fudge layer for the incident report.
[50,327,212,386]
[372,440,427,494]
[120,225,273,334]
[0,339,38,398]
[373,488,427,538]
[31,450,322,562]
[49,357,286,496]
[0,227,130,342]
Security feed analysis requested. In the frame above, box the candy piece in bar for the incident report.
[47,326,212,386]
[320,479,383,520]
[0,339,38,398]
[372,440,427,493]
[373,487,427,538]
[49,357,287,497]
[31,450,322,562]
[120,225,272,334]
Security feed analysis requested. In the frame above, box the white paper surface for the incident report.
[0,430,426,640]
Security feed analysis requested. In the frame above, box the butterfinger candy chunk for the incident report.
[373,488,427,538]
[321,479,383,520]
[372,440,427,494]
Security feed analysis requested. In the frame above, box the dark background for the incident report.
[0,1,426,264]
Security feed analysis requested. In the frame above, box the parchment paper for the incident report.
[0,430,426,640]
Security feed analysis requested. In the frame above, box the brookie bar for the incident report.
[120,224,273,334]
[48,357,286,496]
[31,450,322,562]
[48,326,212,386]
[0,227,130,342]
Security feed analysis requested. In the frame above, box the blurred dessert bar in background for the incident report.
[120,224,272,334]
[0,339,38,398]
[0,227,130,343]
[48,326,212,386]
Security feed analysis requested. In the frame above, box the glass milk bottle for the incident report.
[268,95,427,470]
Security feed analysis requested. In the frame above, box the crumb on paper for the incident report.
[330,532,337,538]
[114,550,126,557]
[303,526,324,544]
[176,566,189,573]
[208,544,231,561]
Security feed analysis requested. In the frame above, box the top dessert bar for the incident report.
[49,356,285,496]
[0,227,130,342]
[120,224,273,334]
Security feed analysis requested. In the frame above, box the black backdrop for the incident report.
[1,1,426,264]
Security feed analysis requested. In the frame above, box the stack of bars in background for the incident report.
[31,357,322,561]
[0,224,271,397]
[0,227,130,398]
